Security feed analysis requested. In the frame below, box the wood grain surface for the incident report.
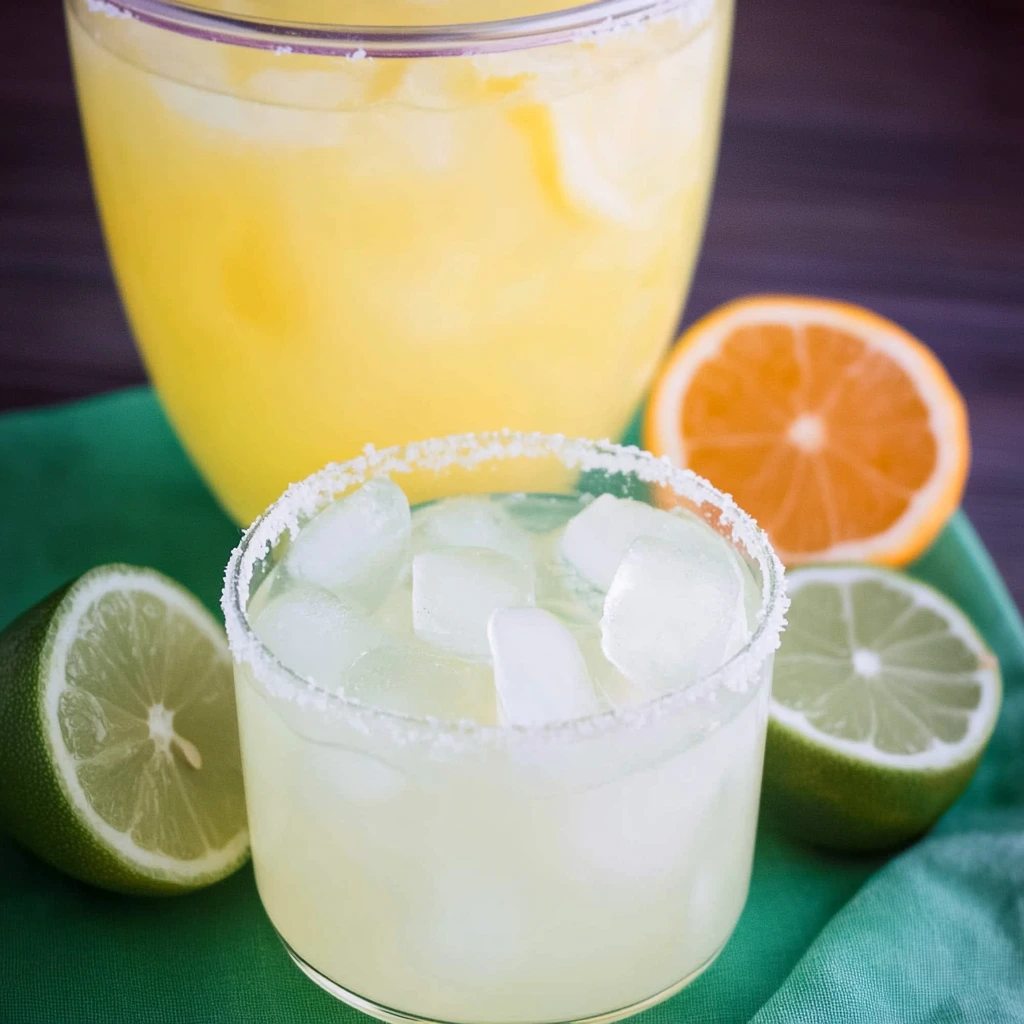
[2,0,1022,604]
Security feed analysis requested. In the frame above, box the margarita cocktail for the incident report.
[223,434,785,1024]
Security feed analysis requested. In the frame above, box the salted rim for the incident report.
[77,0,712,58]
[221,432,788,751]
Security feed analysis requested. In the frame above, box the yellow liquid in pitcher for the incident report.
[68,0,732,522]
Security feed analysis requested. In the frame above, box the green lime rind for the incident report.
[0,565,248,895]
[0,578,158,893]
[763,563,1002,853]
[762,715,990,852]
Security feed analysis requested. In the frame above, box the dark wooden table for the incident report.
[3,0,1022,605]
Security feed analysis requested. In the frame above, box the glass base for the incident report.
[280,932,726,1024]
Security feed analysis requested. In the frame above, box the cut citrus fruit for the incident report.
[0,565,248,894]
[644,296,969,564]
[763,564,1001,851]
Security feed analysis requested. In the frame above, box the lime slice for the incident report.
[0,565,248,893]
[764,564,1001,852]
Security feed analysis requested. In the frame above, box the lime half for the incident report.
[764,564,1001,852]
[0,565,248,894]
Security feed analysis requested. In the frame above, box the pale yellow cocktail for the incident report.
[67,0,733,523]
[223,434,786,1024]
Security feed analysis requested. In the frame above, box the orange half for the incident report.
[644,296,969,565]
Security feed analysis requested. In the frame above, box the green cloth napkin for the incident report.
[1,389,1021,1024]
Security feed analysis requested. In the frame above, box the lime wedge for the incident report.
[0,565,248,893]
[764,564,1001,852]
